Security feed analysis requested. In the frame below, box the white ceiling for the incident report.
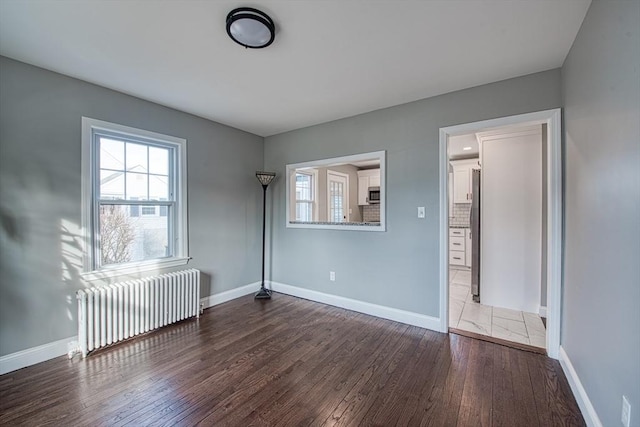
[449,134,479,159]
[0,1,590,137]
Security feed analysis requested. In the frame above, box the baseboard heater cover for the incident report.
[76,268,201,357]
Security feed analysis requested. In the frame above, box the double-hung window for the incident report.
[81,118,188,277]
[295,171,315,222]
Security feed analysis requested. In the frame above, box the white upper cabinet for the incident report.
[357,169,381,205]
[450,159,479,203]
[369,173,381,187]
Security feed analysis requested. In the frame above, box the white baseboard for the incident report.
[200,282,260,310]
[269,281,441,332]
[539,305,547,317]
[0,336,77,375]
[0,281,261,376]
[559,346,603,427]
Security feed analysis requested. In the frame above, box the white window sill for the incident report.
[81,257,191,282]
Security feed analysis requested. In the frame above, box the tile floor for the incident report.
[449,268,547,348]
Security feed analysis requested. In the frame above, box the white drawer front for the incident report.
[449,251,466,266]
[449,236,465,251]
[449,228,466,237]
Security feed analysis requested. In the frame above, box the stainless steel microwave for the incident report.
[368,187,380,204]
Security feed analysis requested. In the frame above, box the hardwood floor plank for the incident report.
[195,311,381,425]
[137,297,333,426]
[240,317,404,426]
[527,353,586,426]
[358,327,440,426]
[423,332,472,426]
[456,338,494,427]
[299,321,411,426]
[0,293,585,427]
[318,325,422,426]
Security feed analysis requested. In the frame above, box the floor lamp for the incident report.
[255,171,276,299]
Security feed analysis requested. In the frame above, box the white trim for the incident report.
[559,346,603,427]
[539,305,547,317]
[80,257,191,281]
[438,108,563,358]
[81,117,189,274]
[0,336,77,375]
[286,222,386,232]
[290,168,319,222]
[269,281,441,331]
[200,282,260,309]
[286,150,386,232]
[439,128,450,333]
[545,109,563,360]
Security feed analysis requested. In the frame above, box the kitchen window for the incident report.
[294,171,316,222]
[81,117,189,278]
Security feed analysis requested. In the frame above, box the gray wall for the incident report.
[0,57,264,356]
[265,69,561,316]
[561,1,640,426]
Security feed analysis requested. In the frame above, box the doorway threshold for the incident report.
[449,327,546,355]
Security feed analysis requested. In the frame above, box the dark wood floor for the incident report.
[0,293,584,426]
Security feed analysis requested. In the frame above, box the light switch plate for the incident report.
[417,207,426,218]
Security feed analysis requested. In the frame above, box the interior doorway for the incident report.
[438,109,562,359]
[446,125,547,352]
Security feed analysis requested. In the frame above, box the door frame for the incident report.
[326,169,350,222]
[438,108,562,359]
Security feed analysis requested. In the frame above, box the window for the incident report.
[82,118,188,277]
[285,151,386,231]
[294,171,315,221]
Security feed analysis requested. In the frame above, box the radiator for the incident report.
[76,269,201,357]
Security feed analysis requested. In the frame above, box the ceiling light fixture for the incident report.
[463,146,473,151]
[226,7,275,49]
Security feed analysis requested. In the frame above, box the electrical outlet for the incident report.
[622,395,631,427]
[329,271,336,281]
[417,206,425,218]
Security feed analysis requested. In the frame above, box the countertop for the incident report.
[289,221,381,226]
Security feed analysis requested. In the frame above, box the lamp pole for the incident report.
[255,171,276,299]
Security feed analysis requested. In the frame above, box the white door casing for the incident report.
[439,108,562,359]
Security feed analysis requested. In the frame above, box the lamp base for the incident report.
[254,287,272,300]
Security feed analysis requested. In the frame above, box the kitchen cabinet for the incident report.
[449,227,473,268]
[357,169,381,205]
[449,228,466,266]
[450,159,479,204]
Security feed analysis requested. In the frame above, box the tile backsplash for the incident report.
[450,203,471,227]
[362,204,380,222]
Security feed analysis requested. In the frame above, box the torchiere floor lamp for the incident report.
[255,171,276,299]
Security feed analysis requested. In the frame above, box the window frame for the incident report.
[294,170,317,222]
[81,117,189,280]
[291,169,318,222]
[285,151,386,232]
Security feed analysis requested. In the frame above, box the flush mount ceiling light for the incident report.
[463,146,473,151]
[226,7,275,49]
